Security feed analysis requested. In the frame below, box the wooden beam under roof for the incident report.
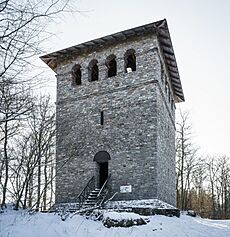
[40,19,185,102]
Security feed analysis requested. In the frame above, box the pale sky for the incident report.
[42,0,230,157]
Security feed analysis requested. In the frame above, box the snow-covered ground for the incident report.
[0,209,230,237]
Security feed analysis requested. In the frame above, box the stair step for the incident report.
[82,205,95,209]
[87,196,96,199]
[88,196,97,199]
[84,203,96,206]
[83,204,96,208]
[69,208,77,212]
[89,194,98,197]
[85,200,96,204]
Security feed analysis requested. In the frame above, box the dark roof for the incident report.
[40,19,184,102]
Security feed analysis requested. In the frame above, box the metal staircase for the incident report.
[77,176,96,210]
[77,174,111,210]
[54,175,112,220]
[83,188,100,208]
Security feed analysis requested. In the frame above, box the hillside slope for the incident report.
[0,209,229,237]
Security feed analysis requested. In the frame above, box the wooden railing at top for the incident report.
[77,176,95,209]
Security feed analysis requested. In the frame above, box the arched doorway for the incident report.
[94,151,110,188]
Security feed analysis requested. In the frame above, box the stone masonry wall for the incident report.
[156,54,176,206]
[55,33,176,205]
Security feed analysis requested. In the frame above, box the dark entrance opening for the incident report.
[94,151,111,189]
[99,162,108,188]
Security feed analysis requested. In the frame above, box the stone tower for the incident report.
[41,19,184,207]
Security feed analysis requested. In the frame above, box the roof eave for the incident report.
[40,19,185,102]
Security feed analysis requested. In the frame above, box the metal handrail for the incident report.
[97,174,111,198]
[77,174,111,209]
[77,176,95,198]
[77,176,95,209]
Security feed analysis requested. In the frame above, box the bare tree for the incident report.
[29,96,55,211]
[176,110,230,218]
[0,0,79,209]
[206,155,230,218]
[9,133,37,210]
[8,96,55,210]
[0,82,34,208]
[176,110,200,210]
[0,0,76,81]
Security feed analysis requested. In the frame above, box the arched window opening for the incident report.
[106,55,117,77]
[88,59,99,82]
[72,64,81,86]
[125,49,136,73]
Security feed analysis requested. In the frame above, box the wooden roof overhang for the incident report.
[40,19,184,102]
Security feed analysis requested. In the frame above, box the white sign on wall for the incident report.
[120,185,132,193]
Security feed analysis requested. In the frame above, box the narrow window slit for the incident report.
[100,111,104,125]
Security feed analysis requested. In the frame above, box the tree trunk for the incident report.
[1,119,8,208]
